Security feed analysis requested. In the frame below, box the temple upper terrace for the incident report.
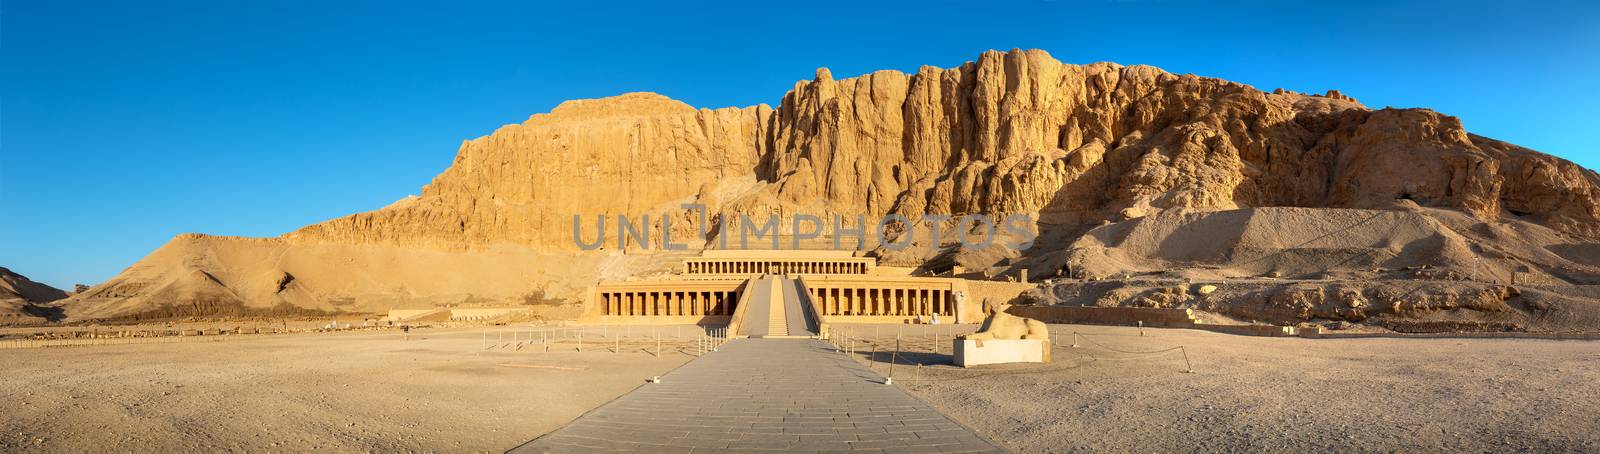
[683,250,874,275]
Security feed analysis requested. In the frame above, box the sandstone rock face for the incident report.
[285,93,769,251]
[57,49,1600,322]
[765,50,1600,236]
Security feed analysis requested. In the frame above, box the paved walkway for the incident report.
[512,339,1003,453]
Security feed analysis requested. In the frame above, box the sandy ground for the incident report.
[7,321,1598,452]
[0,326,696,452]
[849,324,1600,452]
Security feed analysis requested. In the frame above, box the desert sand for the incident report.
[5,322,1594,452]
[848,324,1600,452]
[0,327,692,452]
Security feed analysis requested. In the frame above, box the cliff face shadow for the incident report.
[23,303,66,322]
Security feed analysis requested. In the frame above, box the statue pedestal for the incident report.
[953,339,1050,367]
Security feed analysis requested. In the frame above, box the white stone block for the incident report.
[953,339,1050,367]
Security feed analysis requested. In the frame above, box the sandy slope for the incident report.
[1029,205,1599,284]
[0,267,67,303]
[1001,205,1600,331]
[60,236,694,322]
[0,267,66,324]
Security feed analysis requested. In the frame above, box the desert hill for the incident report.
[1,267,67,324]
[50,49,1600,330]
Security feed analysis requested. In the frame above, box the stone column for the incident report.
[912,289,922,315]
[874,288,883,316]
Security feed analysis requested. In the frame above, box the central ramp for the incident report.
[736,276,819,338]
[511,339,1003,453]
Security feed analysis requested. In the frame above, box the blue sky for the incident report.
[3,0,1597,289]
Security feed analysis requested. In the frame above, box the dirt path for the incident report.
[515,338,1000,453]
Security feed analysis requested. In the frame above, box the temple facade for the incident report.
[578,250,980,335]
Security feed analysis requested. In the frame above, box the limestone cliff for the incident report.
[54,49,1600,324]
[282,49,1598,251]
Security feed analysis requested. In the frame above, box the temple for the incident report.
[577,250,982,337]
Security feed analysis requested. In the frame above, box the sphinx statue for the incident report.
[961,299,1049,341]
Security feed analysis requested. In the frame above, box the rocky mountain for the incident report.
[53,49,1600,329]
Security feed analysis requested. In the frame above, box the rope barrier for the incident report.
[1070,331,1186,355]
[1067,331,1194,373]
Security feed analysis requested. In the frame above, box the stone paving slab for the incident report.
[511,339,1004,453]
